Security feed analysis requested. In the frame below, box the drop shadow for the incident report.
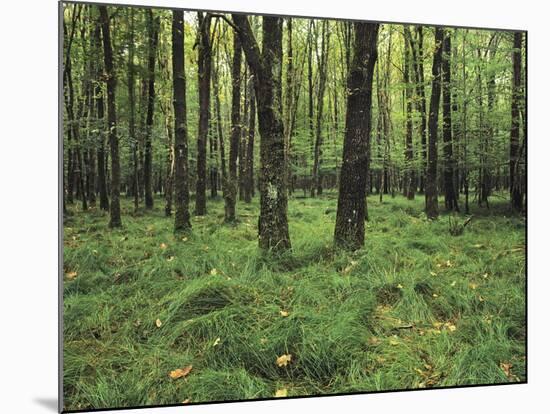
[33,397,58,412]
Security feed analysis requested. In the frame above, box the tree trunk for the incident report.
[510,32,523,211]
[99,6,121,228]
[172,10,191,232]
[195,13,212,216]
[224,31,242,222]
[442,30,459,211]
[334,22,379,250]
[127,8,139,212]
[143,10,159,210]
[403,27,415,200]
[245,75,256,203]
[425,27,444,220]
[312,21,330,197]
[232,15,291,251]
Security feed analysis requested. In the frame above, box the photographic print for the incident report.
[61,1,526,411]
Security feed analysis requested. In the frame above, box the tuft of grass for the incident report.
[63,193,525,411]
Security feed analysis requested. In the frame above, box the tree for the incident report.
[99,6,122,228]
[143,10,159,210]
[127,8,139,212]
[172,9,192,232]
[510,32,524,211]
[195,12,212,216]
[403,26,415,200]
[441,30,459,211]
[232,14,291,251]
[425,27,444,220]
[224,31,242,222]
[244,74,256,203]
[311,20,330,196]
[334,22,379,250]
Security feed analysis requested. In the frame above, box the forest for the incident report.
[62,2,526,411]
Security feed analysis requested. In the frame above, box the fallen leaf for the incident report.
[450,281,457,287]
[169,365,193,380]
[213,337,221,347]
[66,271,78,280]
[469,283,478,290]
[430,271,437,277]
[182,237,188,242]
[500,362,513,378]
[155,319,162,328]
[483,273,489,278]
[280,310,289,317]
[276,354,292,367]
[397,284,404,289]
[432,293,439,298]
[160,243,167,249]
[210,268,218,276]
[473,244,483,248]
[167,256,175,262]
[275,388,288,397]
[389,338,399,346]
[181,399,190,404]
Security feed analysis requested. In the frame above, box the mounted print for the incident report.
[60,0,527,411]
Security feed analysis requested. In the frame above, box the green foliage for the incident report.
[63,194,525,410]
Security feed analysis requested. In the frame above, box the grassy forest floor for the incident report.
[63,192,526,410]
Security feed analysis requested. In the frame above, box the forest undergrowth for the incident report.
[63,193,525,411]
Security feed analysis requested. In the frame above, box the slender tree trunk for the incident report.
[312,21,330,197]
[334,23,379,250]
[510,32,523,211]
[307,21,315,197]
[442,30,459,211]
[195,13,212,215]
[127,8,139,212]
[164,115,174,216]
[232,15,291,251]
[245,75,256,202]
[143,10,159,209]
[403,27,415,200]
[99,6,121,227]
[425,27,444,220]
[172,10,191,232]
[415,27,427,193]
[224,31,242,222]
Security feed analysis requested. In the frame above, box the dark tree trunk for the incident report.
[245,75,256,203]
[510,32,523,211]
[99,6,121,227]
[232,14,291,251]
[213,40,227,185]
[144,10,159,210]
[172,10,191,232]
[334,22,379,250]
[224,32,242,222]
[164,115,174,216]
[195,13,212,216]
[403,27,415,200]
[415,27,427,193]
[442,30,459,211]
[93,21,109,211]
[425,27,444,220]
[127,8,139,212]
[239,67,248,201]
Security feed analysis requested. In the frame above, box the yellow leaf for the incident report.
[213,337,221,347]
[473,244,483,248]
[210,268,218,276]
[167,256,175,262]
[389,338,399,346]
[430,271,437,276]
[432,293,439,298]
[160,243,167,249]
[155,319,162,328]
[169,365,193,380]
[483,273,489,278]
[181,399,190,404]
[66,271,78,280]
[469,283,478,290]
[280,310,289,317]
[276,354,292,367]
[450,281,457,287]
[275,388,288,397]
[397,284,404,289]
[182,237,188,242]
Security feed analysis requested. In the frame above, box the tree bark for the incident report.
[334,22,379,250]
[442,30,459,211]
[425,27,444,220]
[195,13,212,215]
[510,32,523,211]
[99,6,121,227]
[224,31,242,222]
[232,14,291,251]
[403,27,415,200]
[172,10,192,232]
[244,75,256,203]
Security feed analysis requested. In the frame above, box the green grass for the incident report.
[63,192,526,411]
